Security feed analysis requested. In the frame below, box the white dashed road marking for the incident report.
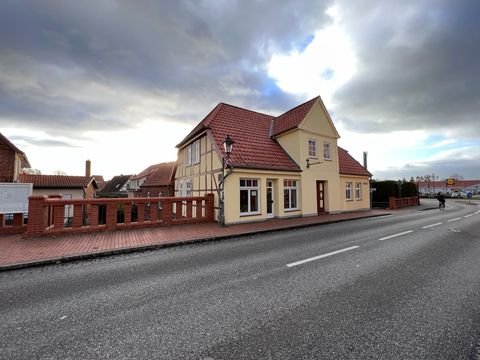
[287,246,359,268]
[464,214,474,218]
[422,222,442,229]
[447,217,462,223]
[378,230,414,241]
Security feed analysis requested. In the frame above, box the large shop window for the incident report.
[284,180,298,210]
[240,179,259,215]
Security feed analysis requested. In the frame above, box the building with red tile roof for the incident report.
[127,162,176,197]
[18,173,98,200]
[138,162,176,197]
[175,96,371,224]
[0,133,31,182]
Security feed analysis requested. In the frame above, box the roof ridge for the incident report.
[275,96,319,120]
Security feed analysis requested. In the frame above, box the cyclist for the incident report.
[436,192,446,209]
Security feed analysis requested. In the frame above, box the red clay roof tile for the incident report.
[18,174,97,189]
[338,147,372,177]
[272,96,319,136]
[141,162,176,187]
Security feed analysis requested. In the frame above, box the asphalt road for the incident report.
[1,199,480,359]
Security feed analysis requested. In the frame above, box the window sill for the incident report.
[284,208,300,212]
[240,212,261,217]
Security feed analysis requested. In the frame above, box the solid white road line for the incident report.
[475,210,480,215]
[464,214,474,218]
[287,246,359,268]
[447,217,462,222]
[422,222,442,229]
[378,230,413,241]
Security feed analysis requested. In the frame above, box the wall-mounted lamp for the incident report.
[306,158,322,169]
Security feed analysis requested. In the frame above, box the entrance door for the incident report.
[266,180,274,218]
[316,181,325,213]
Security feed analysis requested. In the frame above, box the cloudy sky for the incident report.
[1,0,479,181]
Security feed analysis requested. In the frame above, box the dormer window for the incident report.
[308,139,317,158]
[185,139,200,166]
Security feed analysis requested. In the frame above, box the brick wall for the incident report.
[0,141,14,182]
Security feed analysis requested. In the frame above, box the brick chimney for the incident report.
[85,160,91,177]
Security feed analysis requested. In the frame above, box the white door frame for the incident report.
[266,180,274,219]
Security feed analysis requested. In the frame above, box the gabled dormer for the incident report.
[272,96,340,172]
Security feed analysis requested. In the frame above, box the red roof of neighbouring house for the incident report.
[338,148,372,177]
[18,174,98,189]
[271,96,319,136]
[141,162,176,187]
[0,132,31,168]
[131,163,167,181]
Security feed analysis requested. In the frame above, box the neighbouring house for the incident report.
[127,162,176,197]
[93,175,106,192]
[18,174,99,200]
[138,162,176,197]
[0,133,31,182]
[97,174,132,198]
[175,96,372,225]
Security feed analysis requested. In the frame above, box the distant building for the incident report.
[97,174,132,198]
[128,162,176,197]
[0,133,31,182]
[417,179,480,195]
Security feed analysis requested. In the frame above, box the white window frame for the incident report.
[192,139,200,164]
[308,139,317,158]
[186,146,192,166]
[323,142,332,161]
[345,182,353,201]
[355,182,362,200]
[283,180,299,211]
[178,179,192,197]
[239,179,260,215]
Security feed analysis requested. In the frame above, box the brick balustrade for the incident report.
[388,196,420,209]
[24,194,215,237]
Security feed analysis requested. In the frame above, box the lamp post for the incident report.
[219,135,235,226]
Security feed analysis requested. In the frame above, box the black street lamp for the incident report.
[219,135,235,226]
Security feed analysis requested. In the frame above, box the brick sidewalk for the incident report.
[0,209,394,270]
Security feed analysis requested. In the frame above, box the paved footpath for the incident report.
[0,209,402,271]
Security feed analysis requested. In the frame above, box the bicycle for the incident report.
[439,201,445,210]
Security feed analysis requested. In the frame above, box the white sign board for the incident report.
[0,183,32,214]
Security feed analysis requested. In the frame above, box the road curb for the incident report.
[0,213,391,272]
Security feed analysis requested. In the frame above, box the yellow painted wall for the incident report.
[223,169,302,224]
[339,175,371,211]
[276,99,344,215]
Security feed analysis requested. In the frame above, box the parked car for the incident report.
[451,191,467,198]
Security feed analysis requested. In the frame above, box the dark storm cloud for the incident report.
[333,0,480,137]
[0,0,332,136]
